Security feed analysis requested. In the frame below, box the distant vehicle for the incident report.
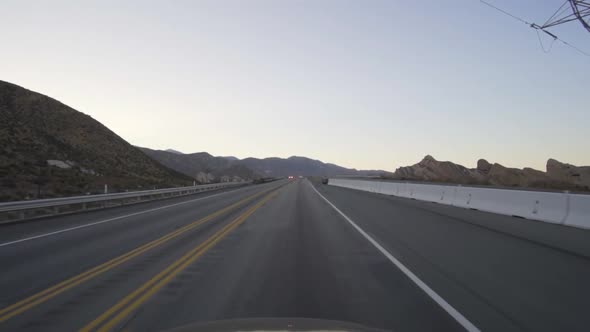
[288,176,294,179]
[321,178,329,184]
[299,176,303,179]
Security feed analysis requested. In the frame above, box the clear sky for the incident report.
[1,0,588,171]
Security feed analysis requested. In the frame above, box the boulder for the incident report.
[196,172,215,184]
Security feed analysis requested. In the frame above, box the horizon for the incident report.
[148,144,571,173]
[1,0,588,171]
[7,78,583,174]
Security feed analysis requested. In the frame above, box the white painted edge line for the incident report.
[309,182,480,332]
[0,187,247,248]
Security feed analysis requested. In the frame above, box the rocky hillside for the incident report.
[390,155,590,192]
[139,148,256,183]
[392,155,483,184]
[0,80,193,201]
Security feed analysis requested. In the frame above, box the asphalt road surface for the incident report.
[1,179,589,331]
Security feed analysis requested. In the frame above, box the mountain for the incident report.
[0,80,193,201]
[143,150,389,179]
[139,148,256,183]
[389,155,590,192]
[236,155,388,177]
[165,149,184,155]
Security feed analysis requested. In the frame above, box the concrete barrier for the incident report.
[455,187,568,224]
[328,178,345,188]
[412,184,447,203]
[400,183,415,199]
[398,182,410,198]
[380,182,398,196]
[452,186,472,208]
[439,186,457,206]
[328,179,587,230]
[564,194,590,229]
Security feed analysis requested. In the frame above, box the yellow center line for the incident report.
[0,186,275,323]
[82,189,279,332]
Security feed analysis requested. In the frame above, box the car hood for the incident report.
[164,317,390,332]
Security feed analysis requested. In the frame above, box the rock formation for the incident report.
[390,155,590,192]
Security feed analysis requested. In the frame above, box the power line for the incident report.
[536,29,557,53]
[480,0,531,25]
[480,0,590,57]
[558,36,590,56]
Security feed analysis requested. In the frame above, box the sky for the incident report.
[1,0,588,171]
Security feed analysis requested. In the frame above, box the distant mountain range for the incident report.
[139,148,256,183]
[141,148,390,181]
[236,156,387,177]
[0,80,193,201]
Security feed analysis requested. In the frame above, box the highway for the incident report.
[1,178,589,331]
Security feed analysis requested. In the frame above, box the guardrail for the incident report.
[0,181,249,223]
[328,178,590,230]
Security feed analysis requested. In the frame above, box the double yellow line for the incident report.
[0,187,275,324]
[82,189,279,331]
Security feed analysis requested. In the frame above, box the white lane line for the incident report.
[309,182,480,332]
[0,187,248,248]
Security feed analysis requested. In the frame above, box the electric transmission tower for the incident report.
[481,0,590,55]
[540,1,590,33]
